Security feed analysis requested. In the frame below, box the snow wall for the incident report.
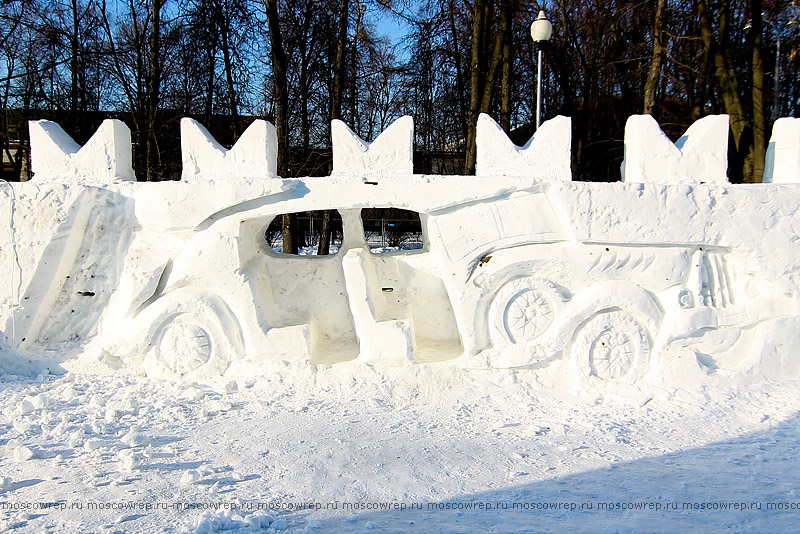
[1,113,800,388]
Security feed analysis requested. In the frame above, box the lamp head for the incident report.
[531,10,553,42]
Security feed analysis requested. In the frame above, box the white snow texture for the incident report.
[2,113,800,385]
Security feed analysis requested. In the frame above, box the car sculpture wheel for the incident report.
[157,315,213,376]
[490,277,563,345]
[136,289,242,380]
[572,311,650,381]
[506,287,554,341]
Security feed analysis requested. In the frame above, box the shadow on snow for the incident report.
[308,413,800,534]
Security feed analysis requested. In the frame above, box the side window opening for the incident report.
[360,208,424,254]
[265,210,343,255]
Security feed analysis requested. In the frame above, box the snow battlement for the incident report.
[29,119,136,184]
[24,114,800,184]
[1,114,800,388]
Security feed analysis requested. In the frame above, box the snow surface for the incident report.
[0,364,799,533]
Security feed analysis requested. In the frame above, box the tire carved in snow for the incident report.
[490,277,562,346]
[573,311,650,381]
[157,315,213,375]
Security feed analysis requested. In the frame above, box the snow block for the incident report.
[331,116,413,176]
[764,118,800,184]
[29,120,135,184]
[180,118,278,181]
[341,248,414,364]
[621,115,729,184]
[476,114,571,180]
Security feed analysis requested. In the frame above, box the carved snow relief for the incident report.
[2,114,800,388]
[489,277,565,346]
[571,311,651,383]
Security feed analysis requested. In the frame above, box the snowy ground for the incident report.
[0,360,799,534]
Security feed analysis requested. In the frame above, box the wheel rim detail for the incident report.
[158,317,213,376]
[589,327,636,379]
[504,288,555,343]
[573,311,650,382]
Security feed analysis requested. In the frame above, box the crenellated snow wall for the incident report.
[1,113,800,387]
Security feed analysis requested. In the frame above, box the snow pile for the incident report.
[476,113,571,180]
[0,113,799,391]
[764,117,800,184]
[181,119,278,181]
[331,116,413,176]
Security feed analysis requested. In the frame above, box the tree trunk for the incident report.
[348,2,363,131]
[205,47,215,124]
[71,0,80,113]
[146,0,162,181]
[464,0,488,174]
[691,37,712,121]
[448,0,467,144]
[750,0,765,182]
[643,0,667,116]
[464,0,512,173]
[220,9,239,136]
[318,0,349,256]
[478,1,509,115]
[317,210,332,255]
[265,0,288,175]
[203,0,215,124]
[19,141,30,182]
[696,0,749,182]
[265,0,296,253]
[499,1,513,130]
[331,0,348,121]
[299,0,313,155]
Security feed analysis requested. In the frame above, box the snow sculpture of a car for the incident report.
[12,113,800,385]
[115,181,771,385]
[429,189,712,380]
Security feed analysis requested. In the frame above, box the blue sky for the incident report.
[370,3,417,62]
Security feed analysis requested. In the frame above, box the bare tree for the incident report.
[750,0,766,183]
[463,0,513,174]
[0,0,796,186]
[98,0,176,180]
[643,0,667,116]
[264,0,297,253]
[318,0,350,256]
[146,0,163,181]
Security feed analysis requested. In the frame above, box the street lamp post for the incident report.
[530,10,553,130]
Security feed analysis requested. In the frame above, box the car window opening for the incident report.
[361,208,423,254]
[266,210,343,255]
